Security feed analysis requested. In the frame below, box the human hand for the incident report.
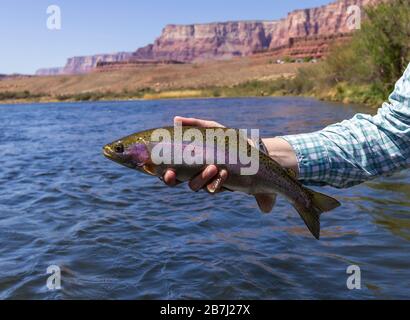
[163,116,229,194]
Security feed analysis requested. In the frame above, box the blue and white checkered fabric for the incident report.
[280,63,410,188]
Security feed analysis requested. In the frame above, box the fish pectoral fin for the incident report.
[255,194,277,214]
[143,164,157,176]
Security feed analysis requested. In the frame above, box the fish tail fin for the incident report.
[293,189,341,240]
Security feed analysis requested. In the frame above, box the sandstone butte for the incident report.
[36,0,382,76]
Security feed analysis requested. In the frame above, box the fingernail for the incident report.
[163,170,177,187]
[208,177,222,194]
[204,166,213,176]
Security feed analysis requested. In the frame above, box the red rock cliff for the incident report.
[36,52,132,76]
[133,0,380,62]
[36,0,382,75]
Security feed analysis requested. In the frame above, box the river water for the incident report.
[0,97,409,299]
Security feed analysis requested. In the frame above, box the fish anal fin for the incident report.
[255,194,277,214]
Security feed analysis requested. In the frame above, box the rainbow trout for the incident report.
[103,127,340,239]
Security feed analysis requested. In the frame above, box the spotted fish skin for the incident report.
[103,127,341,239]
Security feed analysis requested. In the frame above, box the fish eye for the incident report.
[114,143,124,153]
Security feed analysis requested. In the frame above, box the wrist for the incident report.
[262,137,299,175]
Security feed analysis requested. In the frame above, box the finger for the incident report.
[174,116,224,128]
[163,169,177,187]
[206,169,228,194]
[188,165,218,192]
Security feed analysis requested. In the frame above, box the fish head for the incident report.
[103,133,152,172]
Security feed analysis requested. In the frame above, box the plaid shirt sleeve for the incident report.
[280,63,410,188]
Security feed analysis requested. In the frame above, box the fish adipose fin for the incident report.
[294,189,341,240]
[255,194,277,214]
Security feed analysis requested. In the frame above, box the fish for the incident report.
[103,127,341,239]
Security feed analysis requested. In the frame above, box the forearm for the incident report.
[262,137,299,174]
[264,63,410,189]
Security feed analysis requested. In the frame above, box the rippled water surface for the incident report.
[1,97,409,299]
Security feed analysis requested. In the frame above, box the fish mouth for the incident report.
[103,145,117,160]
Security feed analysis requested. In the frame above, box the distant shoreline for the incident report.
[0,88,379,108]
[0,58,384,108]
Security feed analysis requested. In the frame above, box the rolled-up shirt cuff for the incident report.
[278,132,331,183]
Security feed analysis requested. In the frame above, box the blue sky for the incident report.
[0,0,331,74]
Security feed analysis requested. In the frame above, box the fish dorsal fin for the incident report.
[255,194,277,214]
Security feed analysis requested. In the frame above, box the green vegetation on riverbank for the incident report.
[197,0,410,107]
[0,90,44,101]
[0,79,392,106]
[284,0,410,107]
